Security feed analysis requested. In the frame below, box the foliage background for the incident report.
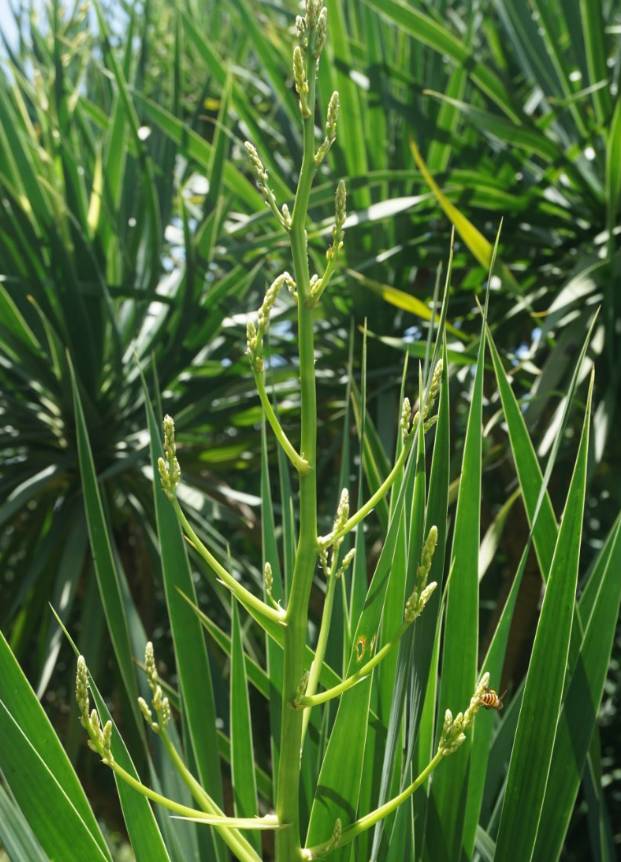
[0,0,620,858]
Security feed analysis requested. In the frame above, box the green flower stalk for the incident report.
[78,5,464,862]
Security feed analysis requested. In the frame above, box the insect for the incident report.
[479,687,505,710]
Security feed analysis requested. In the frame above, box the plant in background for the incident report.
[0,0,266,697]
[1,3,621,862]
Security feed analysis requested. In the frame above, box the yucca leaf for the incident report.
[363,0,519,120]
[180,9,291,200]
[579,0,612,124]
[533,517,621,860]
[136,95,262,210]
[261,423,285,797]
[411,141,520,294]
[0,783,48,862]
[606,96,621,232]
[326,0,370,208]
[230,603,260,852]
[70,360,143,729]
[0,632,111,862]
[463,544,528,856]
[495,375,592,861]
[430,323,485,861]
[144,393,225,862]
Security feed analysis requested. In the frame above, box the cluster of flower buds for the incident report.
[243,141,291,229]
[246,272,297,374]
[293,45,311,118]
[438,672,491,757]
[404,526,438,624]
[309,180,347,303]
[319,489,355,579]
[76,655,114,765]
[315,91,340,165]
[328,179,346,262]
[296,0,327,61]
[139,642,171,733]
[401,359,444,440]
[263,560,279,609]
[158,414,181,500]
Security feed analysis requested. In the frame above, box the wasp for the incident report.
[479,687,504,710]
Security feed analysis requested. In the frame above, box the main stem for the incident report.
[275,67,318,862]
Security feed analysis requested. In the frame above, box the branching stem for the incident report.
[319,436,413,548]
[300,566,338,741]
[302,749,445,859]
[255,372,310,474]
[297,622,408,709]
[173,499,286,626]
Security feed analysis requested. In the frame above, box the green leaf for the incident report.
[579,0,612,124]
[230,603,260,853]
[180,9,291,200]
[363,0,519,120]
[136,95,262,210]
[430,323,485,861]
[411,141,520,294]
[533,517,621,861]
[606,96,621,232]
[261,422,284,798]
[0,783,48,862]
[495,376,592,861]
[144,393,225,861]
[233,0,298,124]
[69,359,143,728]
[463,544,528,857]
[0,633,111,862]
[349,269,465,340]
[326,0,370,207]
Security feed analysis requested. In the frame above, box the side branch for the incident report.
[254,372,310,474]
[319,436,413,548]
[301,672,494,860]
[296,622,408,708]
[301,749,445,859]
[174,500,286,626]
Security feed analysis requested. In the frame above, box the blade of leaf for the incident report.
[230,603,260,853]
[495,376,593,861]
[429,320,485,861]
[533,518,621,860]
[69,358,143,729]
[144,392,225,861]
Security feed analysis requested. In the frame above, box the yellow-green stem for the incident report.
[255,372,310,474]
[158,729,259,862]
[173,499,285,626]
[303,749,446,858]
[299,622,409,709]
[275,54,318,862]
[106,759,262,862]
[319,436,413,547]
[300,568,338,742]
